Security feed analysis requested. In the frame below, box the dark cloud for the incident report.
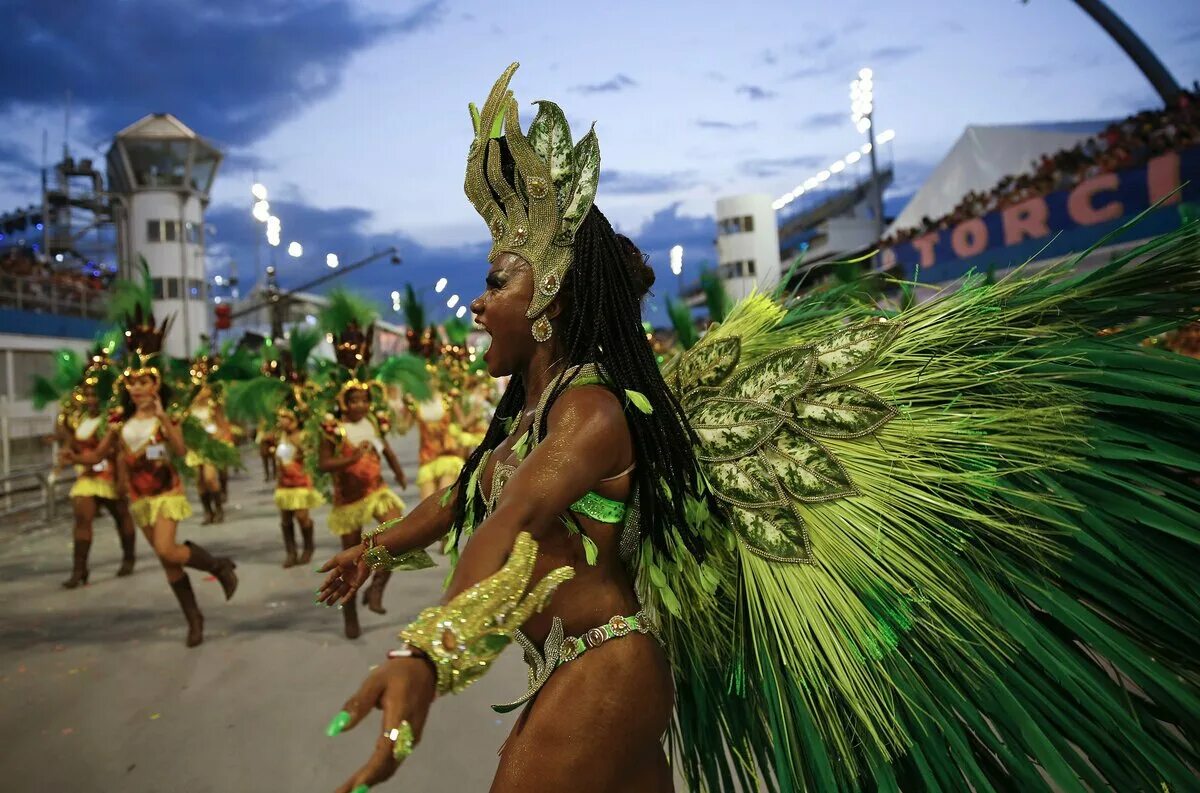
[602,169,699,196]
[737,85,777,101]
[614,202,716,323]
[868,44,923,64]
[0,1,444,148]
[787,34,838,57]
[0,141,38,172]
[784,63,840,81]
[739,155,825,179]
[762,50,779,66]
[695,119,757,131]
[704,71,728,82]
[797,111,845,131]
[221,151,276,176]
[571,74,637,94]
[204,196,487,321]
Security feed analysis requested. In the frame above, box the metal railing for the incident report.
[0,465,80,528]
[0,275,108,319]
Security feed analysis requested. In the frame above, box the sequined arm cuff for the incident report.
[398,531,574,696]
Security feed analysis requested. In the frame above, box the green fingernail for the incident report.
[325,710,351,737]
[352,785,369,793]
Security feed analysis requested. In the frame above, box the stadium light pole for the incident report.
[851,68,885,240]
[1022,0,1181,104]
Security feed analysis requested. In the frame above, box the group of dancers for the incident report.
[38,281,494,648]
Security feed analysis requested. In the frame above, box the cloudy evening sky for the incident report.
[1,0,1197,321]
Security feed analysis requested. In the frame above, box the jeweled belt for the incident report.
[491,610,656,714]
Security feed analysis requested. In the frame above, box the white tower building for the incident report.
[106,114,222,357]
[714,194,781,300]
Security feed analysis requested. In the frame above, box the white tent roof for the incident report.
[886,121,1110,236]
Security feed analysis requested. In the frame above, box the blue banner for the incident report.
[881,147,1200,282]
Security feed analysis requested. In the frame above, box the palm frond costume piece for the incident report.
[388,63,1200,793]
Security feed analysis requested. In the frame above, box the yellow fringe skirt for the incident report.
[328,487,405,536]
[275,487,325,512]
[69,477,118,501]
[417,455,464,487]
[130,493,192,528]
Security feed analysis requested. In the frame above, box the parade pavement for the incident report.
[0,432,558,793]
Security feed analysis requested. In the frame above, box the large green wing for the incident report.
[648,219,1200,792]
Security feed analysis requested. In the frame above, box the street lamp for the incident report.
[326,253,339,269]
[251,183,268,201]
[435,277,447,293]
[287,241,302,258]
[670,244,683,296]
[447,294,460,309]
[851,67,885,239]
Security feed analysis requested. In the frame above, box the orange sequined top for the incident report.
[70,414,116,483]
[415,399,455,465]
[275,432,314,489]
[327,419,386,507]
[120,417,183,502]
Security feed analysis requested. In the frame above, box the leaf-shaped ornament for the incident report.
[766,427,856,503]
[559,126,600,235]
[690,397,784,461]
[723,346,815,404]
[526,101,575,206]
[793,385,897,439]
[812,318,901,383]
[678,336,741,394]
[730,503,812,563]
[705,454,779,506]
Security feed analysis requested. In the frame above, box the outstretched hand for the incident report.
[326,657,436,793]
[315,544,370,607]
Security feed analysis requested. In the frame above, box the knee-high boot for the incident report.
[280,516,298,568]
[184,541,238,600]
[62,539,91,589]
[170,575,205,647]
[341,597,361,640]
[199,493,215,525]
[116,525,136,577]
[297,518,315,565]
[362,569,391,615]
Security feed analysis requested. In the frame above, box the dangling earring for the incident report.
[531,314,553,343]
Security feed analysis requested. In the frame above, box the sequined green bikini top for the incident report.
[479,363,642,564]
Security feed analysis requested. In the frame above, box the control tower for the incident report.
[106,114,222,357]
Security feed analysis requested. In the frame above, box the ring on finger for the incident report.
[383,720,414,762]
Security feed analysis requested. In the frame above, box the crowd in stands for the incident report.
[0,247,114,313]
[883,88,1200,247]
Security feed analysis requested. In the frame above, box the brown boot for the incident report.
[170,576,205,647]
[212,492,226,524]
[342,598,361,640]
[297,519,315,565]
[116,528,136,577]
[280,517,298,568]
[362,569,391,615]
[62,539,91,589]
[184,541,238,600]
[199,493,215,525]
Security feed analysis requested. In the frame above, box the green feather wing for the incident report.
[225,377,289,424]
[665,296,699,350]
[319,288,378,334]
[106,257,154,323]
[441,317,471,346]
[180,415,243,470]
[401,284,426,336]
[653,218,1200,792]
[287,325,322,371]
[374,353,432,400]
[699,269,732,323]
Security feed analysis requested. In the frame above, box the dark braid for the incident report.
[451,206,707,561]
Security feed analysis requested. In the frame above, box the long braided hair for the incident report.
[450,205,706,560]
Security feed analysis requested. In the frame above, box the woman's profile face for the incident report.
[470,253,537,378]
[278,413,298,432]
[83,386,100,412]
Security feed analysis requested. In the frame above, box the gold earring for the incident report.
[531,314,553,342]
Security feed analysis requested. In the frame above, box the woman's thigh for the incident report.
[491,635,674,793]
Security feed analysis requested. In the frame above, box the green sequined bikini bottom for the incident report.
[491,610,656,714]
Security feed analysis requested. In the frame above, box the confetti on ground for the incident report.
[61,727,74,735]
[149,713,160,720]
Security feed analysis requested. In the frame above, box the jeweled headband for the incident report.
[464,62,601,320]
